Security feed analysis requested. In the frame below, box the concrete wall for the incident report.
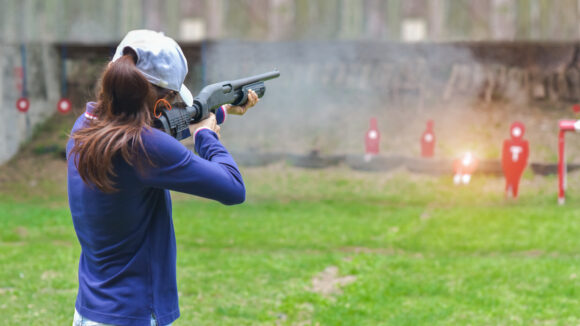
[3,0,580,164]
[3,0,580,44]
[0,44,60,164]
[0,0,181,44]
[203,41,580,154]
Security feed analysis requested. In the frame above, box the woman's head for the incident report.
[96,51,156,122]
[111,30,193,107]
[95,50,178,122]
[70,29,192,193]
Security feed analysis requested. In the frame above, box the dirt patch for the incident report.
[0,156,67,200]
[0,113,72,201]
[14,227,28,238]
[339,246,402,255]
[40,270,60,280]
[310,266,356,297]
[512,250,545,257]
[0,287,15,295]
[51,240,73,247]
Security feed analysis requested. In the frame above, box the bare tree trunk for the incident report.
[365,0,386,39]
[577,0,580,39]
[491,0,516,40]
[340,0,364,39]
[142,0,162,31]
[206,0,223,39]
[529,0,541,39]
[268,0,295,41]
[387,0,402,40]
[429,0,445,41]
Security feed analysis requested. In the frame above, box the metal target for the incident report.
[16,97,30,113]
[57,98,72,114]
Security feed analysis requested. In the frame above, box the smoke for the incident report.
[56,40,580,162]
[202,40,580,163]
[204,41,479,156]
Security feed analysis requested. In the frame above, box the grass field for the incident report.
[2,146,580,326]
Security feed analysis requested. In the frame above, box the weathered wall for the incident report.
[2,39,579,164]
[201,41,580,157]
[4,0,580,164]
[203,40,580,107]
[3,0,580,44]
[0,44,60,164]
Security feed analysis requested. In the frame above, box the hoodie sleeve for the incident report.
[138,128,245,205]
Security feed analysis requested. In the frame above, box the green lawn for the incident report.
[1,163,580,325]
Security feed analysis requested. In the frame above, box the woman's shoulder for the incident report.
[141,127,191,160]
[142,126,181,147]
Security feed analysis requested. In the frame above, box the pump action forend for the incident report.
[154,70,280,141]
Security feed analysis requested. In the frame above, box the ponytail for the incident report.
[70,54,155,193]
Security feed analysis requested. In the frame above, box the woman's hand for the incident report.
[189,113,220,139]
[225,89,259,116]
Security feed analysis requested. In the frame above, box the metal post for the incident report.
[201,39,207,86]
[558,120,578,204]
[61,46,67,96]
[558,130,566,205]
[20,44,27,98]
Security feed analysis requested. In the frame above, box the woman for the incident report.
[67,30,257,326]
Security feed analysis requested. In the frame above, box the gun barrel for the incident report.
[156,70,280,140]
[229,70,280,89]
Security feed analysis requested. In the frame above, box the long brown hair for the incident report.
[70,54,157,193]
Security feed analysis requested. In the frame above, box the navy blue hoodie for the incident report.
[66,102,244,325]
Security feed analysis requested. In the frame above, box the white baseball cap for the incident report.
[112,30,194,106]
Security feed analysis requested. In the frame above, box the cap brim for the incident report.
[179,84,194,107]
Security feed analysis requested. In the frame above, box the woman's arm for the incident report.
[139,89,259,204]
[138,126,245,205]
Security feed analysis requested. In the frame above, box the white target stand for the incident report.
[558,120,580,204]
